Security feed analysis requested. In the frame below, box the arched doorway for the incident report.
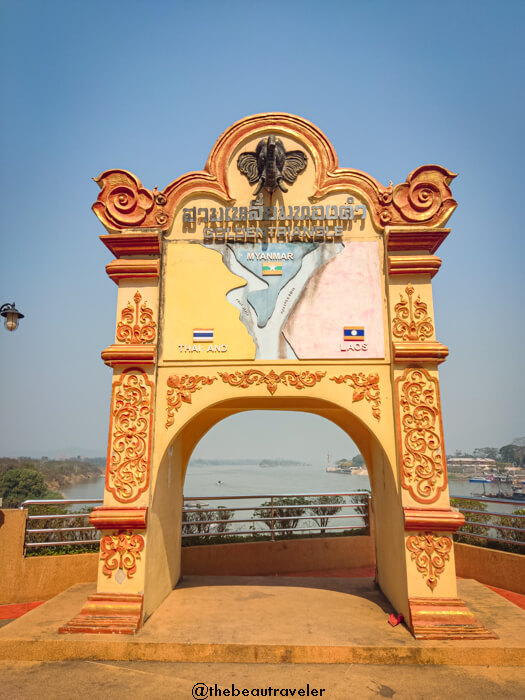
[179,409,372,576]
[60,113,492,640]
[146,397,398,620]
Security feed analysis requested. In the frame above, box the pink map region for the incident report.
[283,241,385,359]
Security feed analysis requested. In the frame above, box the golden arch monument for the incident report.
[60,113,492,639]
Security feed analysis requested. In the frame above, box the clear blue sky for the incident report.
[1,0,524,461]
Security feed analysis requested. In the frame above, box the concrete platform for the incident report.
[0,576,524,665]
[1,660,525,700]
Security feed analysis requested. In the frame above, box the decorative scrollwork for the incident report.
[396,368,447,504]
[378,186,393,206]
[391,165,456,224]
[330,373,381,421]
[392,284,434,342]
[100,532,145,580]
[107,369,153,503]
[116,291,156,344]
[218,369,326,395]
[166,375,217,428]
[92,169,171,231]
[406,533,452,591]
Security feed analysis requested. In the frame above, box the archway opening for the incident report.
[186,408,368,492]
[146,396,406,621]
[181,409,372,573]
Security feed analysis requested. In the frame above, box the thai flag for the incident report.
[193,329,214,342]
[344,327,365,342]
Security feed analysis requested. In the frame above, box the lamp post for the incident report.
[0,303,24,332]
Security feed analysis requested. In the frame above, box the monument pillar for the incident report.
[60,230,162,633]
[386,227,490,637]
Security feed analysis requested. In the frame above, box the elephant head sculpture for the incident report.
[237,135,307,195]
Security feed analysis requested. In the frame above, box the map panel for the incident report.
[283,241,385,359]
[205,241,345,359]
[204,238,383,360]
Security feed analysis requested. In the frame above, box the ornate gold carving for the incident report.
[93,116,456,237]
[390,166,456,224]
[166,375,217,428]
[106,369,153,503]
[116,291,156,344]
[396,368,447,504]
[330,373,381,420]
[100,532,145,580]
[93,170,170,232]
[218,369,326,396]
[393,284,433,341]
[406,533,452,591]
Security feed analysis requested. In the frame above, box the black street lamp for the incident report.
[0,303,24,332]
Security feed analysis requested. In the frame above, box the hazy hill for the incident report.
[0,457,105,492]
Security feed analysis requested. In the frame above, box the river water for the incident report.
[60,465,523,516]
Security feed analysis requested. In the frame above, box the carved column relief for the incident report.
[116,291,156,344]
[406,533,452,591]
[330,373,381,420]
[392,284,434,341]
[100,532,145,582]
[106,368,154,503]
[395,367,448,504]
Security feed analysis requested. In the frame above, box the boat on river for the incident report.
[470,476,525,501]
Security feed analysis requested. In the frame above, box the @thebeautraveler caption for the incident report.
[192,683,326,698]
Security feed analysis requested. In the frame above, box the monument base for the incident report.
[58,593,143,635]
[408,596,497,640]
[2,579,522,665]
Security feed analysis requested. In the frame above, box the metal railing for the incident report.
[21,498,103,551]
[19,493,524,553]
[182,492,370,541]
[451,495,525,549]
[20,492,370,552]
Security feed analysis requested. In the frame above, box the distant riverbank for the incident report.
[60,463,523,518]
[0,457,105,498]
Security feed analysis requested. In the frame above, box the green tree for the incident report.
[182,505,234,541]
[493,508,525,555]
[335,458,351,469]
[351,454,365,468]
[350,491,370,531]
[451,498,490,546]
[0,469,61,508]
[472,447,499,460]
[254,496,310,537]
[25,504,99,555]
[499,444,525,466]
[307,495,344,534]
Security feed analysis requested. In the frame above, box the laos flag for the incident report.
[344,327,365,342]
